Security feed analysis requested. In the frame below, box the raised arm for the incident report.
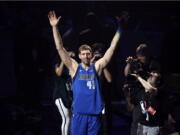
[124,56,134,76]
[48,11,78,77]
[95,12,130,73]
[95,28,121,72]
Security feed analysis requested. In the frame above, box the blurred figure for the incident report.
[54,50,75,135]
[131,72,163,135]
[123,43,161,135]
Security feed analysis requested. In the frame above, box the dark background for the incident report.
[0,1,180,135]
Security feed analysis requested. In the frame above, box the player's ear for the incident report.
[79,53,81,59]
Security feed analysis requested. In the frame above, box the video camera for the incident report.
[94,55,102,61]
[130,59,143,73]
[129,59,149,79]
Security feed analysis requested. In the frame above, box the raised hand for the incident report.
[115,11,130,28]
[126,56,134,63]
[48,10,61,26]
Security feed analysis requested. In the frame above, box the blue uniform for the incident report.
[71,63,104,135]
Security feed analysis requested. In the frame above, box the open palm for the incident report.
[48,11,61,26]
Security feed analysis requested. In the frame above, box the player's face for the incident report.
[79,50,92,65]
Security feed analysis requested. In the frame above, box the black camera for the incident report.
[129,59,148,79]
[130,59,143,74]
[94,55,102,61]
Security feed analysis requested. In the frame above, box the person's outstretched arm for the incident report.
[131,74,157,93]
[48,11,78,77]
[95,28,121,74]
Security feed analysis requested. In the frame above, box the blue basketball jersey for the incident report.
[72,63,104,114]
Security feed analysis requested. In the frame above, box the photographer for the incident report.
[123,43,161,135]
[124,44,161,78]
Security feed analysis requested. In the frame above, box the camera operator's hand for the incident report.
[126,56,134,64]
[68,51,75,58]
[124,56,134,76]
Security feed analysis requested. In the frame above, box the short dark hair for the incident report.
[136,43,149,57]
[150,71,162,87]
[91,42,105,54]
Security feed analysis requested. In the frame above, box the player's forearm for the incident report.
[52,26,63,50]
[52,26,71,67]
[110,28,121,50]
[102,29,121,66]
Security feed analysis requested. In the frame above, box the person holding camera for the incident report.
[124,44,161,78]
[123,43,161,135]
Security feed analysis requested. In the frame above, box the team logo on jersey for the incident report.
[78,74,95,80]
